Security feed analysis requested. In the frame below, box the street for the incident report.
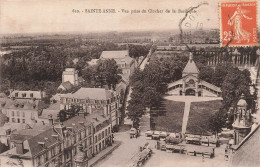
[95,130,228,167]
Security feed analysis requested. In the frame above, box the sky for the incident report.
[0,0,259,34]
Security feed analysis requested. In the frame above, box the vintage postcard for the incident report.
[0,0,259,167]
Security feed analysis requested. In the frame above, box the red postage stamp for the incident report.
[219,1,258,47]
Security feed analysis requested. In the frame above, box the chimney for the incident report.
[15,140,24,154]
[48,114,54,125]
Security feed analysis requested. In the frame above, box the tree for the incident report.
[58,105,82,122]
[221,68,251,107]
[82,59,122,90]
[208,110,227,136]
[199,66,214,83]
[212,63,232,87]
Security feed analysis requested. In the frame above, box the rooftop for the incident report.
[66,87,114,100]
[230,124,260,167]
[100,50,129,59]
[9,90,45,99]
[59,81,73,90]
[0,98,48,110]
[182,53,199,75]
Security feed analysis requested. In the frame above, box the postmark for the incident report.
[219,1,258,47]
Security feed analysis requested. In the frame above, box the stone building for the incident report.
[62,68,79,86]
[0,98,49,125]
[9,90,46,100]
[60,88,120,128]
[100,50,135,82]
[0,113,113,167]
[232,99,253,145]
[167,53,221,97]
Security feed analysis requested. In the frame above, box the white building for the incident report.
[62,68,79,86]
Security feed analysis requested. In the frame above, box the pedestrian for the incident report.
[202,153,205,162]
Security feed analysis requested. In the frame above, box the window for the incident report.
[11,111,14,116]
[15,93,18,97]
[108,127,111,134]
[12,118,15,123]
[16,111,20,117]
[105,129,107,136]
[22,119,25,123]
[45,152,48,161]
[95,136,97,143]
[30,93,33,98]
[88,127,92,135]
[22,93,26,98]
[102,131,104,139]
[17,118,20,123]
[37,156,41,165]
[22,112,25,117]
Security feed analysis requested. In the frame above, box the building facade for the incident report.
[0,98,49,125]
[100,50,135,82]
[9,91,46,100]
[0,113,113,167]
[167,53,221,97]
[62,68,79,86]
[60,88,120,128]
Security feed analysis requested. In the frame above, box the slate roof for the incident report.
[67,88,113,100]
[200,80,222,92]
[100,50,129,59]
[27,128,58,157]
[0,98,47,111]
[40,102,60,120]
[183,55,199,75]
[59,81,73,90]
[10,90,45,99]
[230,124,260,167]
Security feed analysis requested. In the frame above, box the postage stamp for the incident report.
[219,1,258,47]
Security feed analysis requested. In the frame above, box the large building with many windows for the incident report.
[0,98,49,125]
[0,112,113,167]
[60,88,120,128]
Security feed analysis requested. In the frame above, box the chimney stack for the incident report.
[48,114,54,125]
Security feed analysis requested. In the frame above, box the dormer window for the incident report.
[30,93,33,98]
[22,93,26,98]
[15,93,18,97]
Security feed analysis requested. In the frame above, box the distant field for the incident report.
[186,100,222,135]
[151,100,185,132]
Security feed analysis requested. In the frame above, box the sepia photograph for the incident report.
[0,0,259,167]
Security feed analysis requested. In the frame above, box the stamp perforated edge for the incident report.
[218,0,258,47]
